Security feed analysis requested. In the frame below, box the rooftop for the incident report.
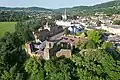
[108,25,120,29]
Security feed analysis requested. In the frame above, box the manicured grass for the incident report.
[0,22,17,38]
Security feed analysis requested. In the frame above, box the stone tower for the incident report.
[32,31,40,43]
[43,40,50,60]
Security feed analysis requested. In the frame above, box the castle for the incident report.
[25,36,76,60]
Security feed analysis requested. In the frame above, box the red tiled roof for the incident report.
[59,38,74,44]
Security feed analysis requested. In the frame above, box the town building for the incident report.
[101,25,120,35]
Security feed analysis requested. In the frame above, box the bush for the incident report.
[102,42,113,49]
[113,20,120,25]
[87,30,102,45]
[76,32,82,36]
[85,40,97,49]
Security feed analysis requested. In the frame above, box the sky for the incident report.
[0,0,113,9]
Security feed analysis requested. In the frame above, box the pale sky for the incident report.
[0,0,113,9]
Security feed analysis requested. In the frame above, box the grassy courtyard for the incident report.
[0,22,16,38]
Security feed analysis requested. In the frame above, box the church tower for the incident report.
[62,8,67,20]
[64,8,67,20]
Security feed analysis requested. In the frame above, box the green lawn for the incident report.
[0,22,17,38]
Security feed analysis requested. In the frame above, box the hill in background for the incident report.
[0,0,120,15]
[0,7,53,12]
[55,0,120,15]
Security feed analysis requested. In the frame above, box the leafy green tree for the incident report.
[0,32,28,80]
[10,64,17,75]
[85,40,97,49]
[1,70,12,80]
[0,11,30,22]
[87,30,102,46]
[24,58,44,80]
[15,73,24,80]
[44,57,74,80]
[102,42,113,49]
[76,32,82,36]
[64,28,70,36]
[15,19,48,43]
[80,32,86,38]
[72,47,120,80]
[24,29,34,42]
[77,40,86,50]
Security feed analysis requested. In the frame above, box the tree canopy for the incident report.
[0,30,120,80]
[87,30,103,46]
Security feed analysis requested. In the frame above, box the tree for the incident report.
[80,32,86,38]
[54,15,62,20]
[102,42,113,49]
[64,28,70,36]
[15,73,24,80]
[44,57,74,80]
[87,30,102,46]
[0,32,28,80]
[10,64,17,75]
[76,32,82,36]
[24,58,44,80]
[85,40,97,49]
[24,29,34,42]
[77,40,86,50]
[72,49,120,80]
[1,70,12,80]
[113,20,120,25]
[0,11,30,22]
